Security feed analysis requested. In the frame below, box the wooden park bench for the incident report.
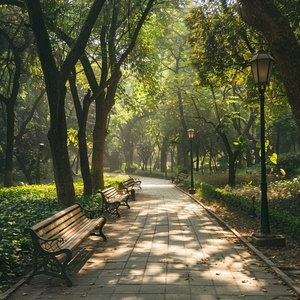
[119,177,142,200]
[99,186,130,218]
[172,172,188,184]
[24,203,106,287]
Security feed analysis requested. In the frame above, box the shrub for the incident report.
[276,152,300,178]
[198,181,300,243]
[199,182,257,215]
[121,163,138,174]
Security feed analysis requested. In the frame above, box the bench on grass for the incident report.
[172,172,188,184]
[24,203,106,287]
[120,177,142,200]
[99,186,130,218]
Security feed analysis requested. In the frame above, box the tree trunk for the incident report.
[3,104,15,187]
[26,0,105,204]
[78,106,93,195]
[69,75,93,196]
[84,0,155,190]
[47,87,75,205]
[217,125,238,186]
[91,92,110,190]
[1,40,22,187]
[121,127,134,166]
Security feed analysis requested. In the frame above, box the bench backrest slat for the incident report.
[178,173,188,179]
[56,217,90,242]
[122,179,135,187]
[30,204,86,240]
[41,212,86,240]
[101,187,119,199]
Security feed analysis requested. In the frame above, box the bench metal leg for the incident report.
[121,195,130,208]
[106,202,121,218]
[95,217,107,241]
[131,189,136,200]
[26,250,73,286]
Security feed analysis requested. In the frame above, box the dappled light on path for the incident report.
[8,176,297,300]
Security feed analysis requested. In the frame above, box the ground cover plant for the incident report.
[0,175,126,292]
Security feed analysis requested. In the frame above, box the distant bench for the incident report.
[99,186,130,218]
[172,172,188,184]
[25,203,106,287]
[120,177,142,200]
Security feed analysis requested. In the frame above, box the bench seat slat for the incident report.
[62,218,104,251]
[40,210,86,238]
[48,216,90,244]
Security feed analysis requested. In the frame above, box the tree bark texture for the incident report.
[91,93,110,190]
[69,74,93,196]
[1,33,22,187]
[3,102,15,187]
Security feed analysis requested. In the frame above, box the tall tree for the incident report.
[0,5,31,186]
[239,0,300,141]
[86,0,156,190]
[155,4,196,168]
[25,0,106,205]
[185,2,254,184]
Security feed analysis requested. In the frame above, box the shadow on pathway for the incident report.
[6,177,298,300]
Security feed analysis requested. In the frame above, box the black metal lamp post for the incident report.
[250,50,275,236]
[187,129,195,194]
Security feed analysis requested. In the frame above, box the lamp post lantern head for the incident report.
[250,50,275,87]
[187,129,195,139]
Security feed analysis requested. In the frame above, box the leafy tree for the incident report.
[87,0,156,190]
[185,2,258,185]
[25,0,106,204]
[14,89,46,184]
[240,0,300,142]
[153,3,197,169]
[54,0,157,191]
[0,4,34,186]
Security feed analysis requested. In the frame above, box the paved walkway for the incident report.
[7,177,299,299]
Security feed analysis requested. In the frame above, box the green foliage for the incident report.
[0,185,63,290]
[121,163,138,174]
[185,2,256,86]
[67,128,79,148]
[269,153,277,165]
[276,152,300,178]
[269,209,300,241]
[175,165,188,175]
[198,181,300,243]
[0,175,123,291]
[233,135,247,153]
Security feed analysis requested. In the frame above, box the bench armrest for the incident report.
[25,227,65,252]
